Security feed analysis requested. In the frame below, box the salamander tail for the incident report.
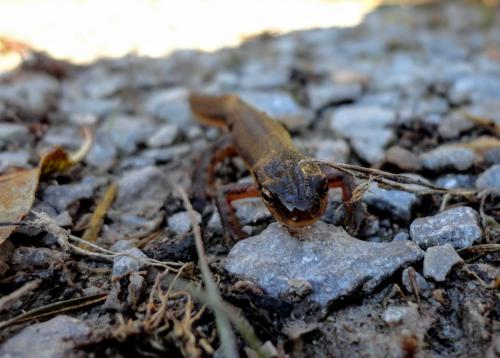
[189,93,237,128]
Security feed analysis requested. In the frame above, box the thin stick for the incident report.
[0,279,41,313]
[177,186,238,358]
[80,182,118,248]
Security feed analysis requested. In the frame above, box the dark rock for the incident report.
[423,244,464,282]
[11,247,68,270]
[225,222,424,305]
[363,183,418,222]
[144,234,196,262]
[410,207,482,249]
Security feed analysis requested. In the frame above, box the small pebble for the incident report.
[112,247,147,281]
[168,211,201,235]
[401,267,433,296]
[423,244,464,282]
[420,146,475,172]
[410,207,483,249]
[476,164,500,194]
[147,124,180,147]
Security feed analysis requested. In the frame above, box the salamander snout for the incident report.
[260,174,329,228]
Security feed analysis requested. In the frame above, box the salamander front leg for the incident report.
[325,169,363,235]
[215,182,260,243]
[190,135,237,213]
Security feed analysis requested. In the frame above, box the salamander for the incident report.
[189,94,360,239]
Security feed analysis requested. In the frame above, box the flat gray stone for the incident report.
[0,123,29,144]
[420,146,476,172]
[476,164,500,194]
[410,207,483,249]
[423,244,464,282]
[144,88,193,128]
[315,139,350,164]
[0,151,31,171]
[42,177,99,212]
[307,82,362,109]
[147,124,179,147]
[116,166,170,206]
[238,90,312,130]
[225,222,424,305]
[330,105,396,164]
[112,247,147,280]
[363,182,419,222]
[436,174,476,189]
[0,315,90,358]
[106,115,156,154]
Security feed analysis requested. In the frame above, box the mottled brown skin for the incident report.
[189,94,358,239]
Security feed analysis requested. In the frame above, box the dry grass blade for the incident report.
[301,158,479,198]
[458,244,500,263]
[0,293,107,330]
[177,186,238,358]
[80,181,118,248]
[163,273,266,357]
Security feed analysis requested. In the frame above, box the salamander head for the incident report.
[257,160,329,227]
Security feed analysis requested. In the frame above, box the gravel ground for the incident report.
[0,1,499,357]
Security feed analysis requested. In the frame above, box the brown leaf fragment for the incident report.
[0,128,93,245]
[0,168,39,245]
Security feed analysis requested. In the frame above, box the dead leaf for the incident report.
[0,128,93,245]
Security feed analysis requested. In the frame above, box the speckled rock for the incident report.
[420,146,476,171]
[423,244,464,282]
[476,164,500,194]
[167,211,201,235]
[11,247,68,270]
[363,182,418,222]
[0,315,90,358]
[410,207,482,249]
[112,247,147,280]
[225,222,424,305]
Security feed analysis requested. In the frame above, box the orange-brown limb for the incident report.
[190,135,237,213]
[215,182,260,242]
[325,167,362,234]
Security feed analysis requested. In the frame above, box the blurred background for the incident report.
[0,0,412,71]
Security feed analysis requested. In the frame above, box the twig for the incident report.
[300,158,477,197]
[80,182,118,248]
[0,279,41,313]
[0,293,107,330]
[177,186,239,358]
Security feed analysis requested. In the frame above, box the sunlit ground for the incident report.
[0,0,380,71]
